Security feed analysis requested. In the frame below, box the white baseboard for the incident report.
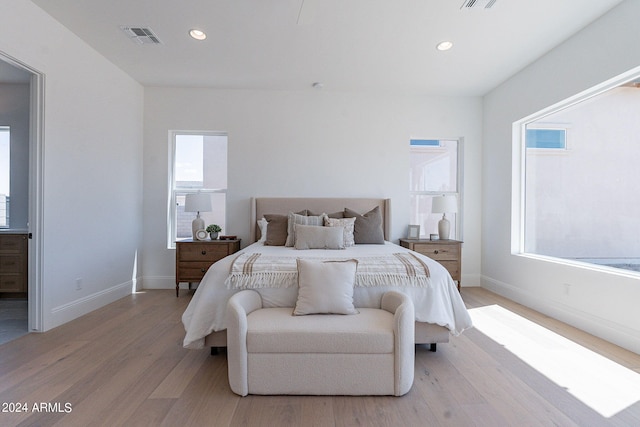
[142,276,177,290]
[48,280,134,331]
[481,275,640,355]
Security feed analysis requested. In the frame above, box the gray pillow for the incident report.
[344,206,385,244]
[294,224,345,250]
[263,214,288,246]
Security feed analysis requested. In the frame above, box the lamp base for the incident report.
[192,216,205,240]
[438,215,451,240]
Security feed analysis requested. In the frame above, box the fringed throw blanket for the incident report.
[225,252,430,289]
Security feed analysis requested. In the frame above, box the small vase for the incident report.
[209,232,218,240]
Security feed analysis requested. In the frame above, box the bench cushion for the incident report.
[246,308,394,354]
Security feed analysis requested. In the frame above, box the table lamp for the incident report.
[184,193,212,240]
[431,195,457,240]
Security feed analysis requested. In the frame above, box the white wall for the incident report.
[0,1,144,330]
[482,0,640,354]
[143,88,483,289]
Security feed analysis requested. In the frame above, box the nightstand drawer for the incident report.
[0,234,26,253]
[0,255,23,273]
[178,244,230,262]
[413,243,459,260]
[437,260,461,280]
[0,274,24,292]
[177,262,214,281]
[399,238,462,291]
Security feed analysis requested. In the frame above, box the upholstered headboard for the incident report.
[250,197,391,243]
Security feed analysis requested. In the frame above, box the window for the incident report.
[525,128,567,149]
[0,127,9,228]
[519,76,640,273]
[409,138,461,238]
[168,132,228,248]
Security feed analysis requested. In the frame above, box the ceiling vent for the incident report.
[120,26,162,44]
[460,0,497,9]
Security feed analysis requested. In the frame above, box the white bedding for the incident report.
[182,241,472,349]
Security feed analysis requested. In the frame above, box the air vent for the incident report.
[461,0,497,9]
[120,26,162,44]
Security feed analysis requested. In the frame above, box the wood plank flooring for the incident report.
[0,287,638,426]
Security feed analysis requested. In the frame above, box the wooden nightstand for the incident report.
[399,238,462,291]
[175,239,241,297]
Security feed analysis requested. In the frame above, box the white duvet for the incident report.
[182,241,473,349]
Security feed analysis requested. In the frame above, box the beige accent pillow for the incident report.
[294,259,359,315]
[294,224,345,250]
[324,217,356,247]
[286,212,327,247]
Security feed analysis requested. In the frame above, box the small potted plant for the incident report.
[206,224,222,240]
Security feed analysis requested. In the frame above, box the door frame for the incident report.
[0,51,45,332]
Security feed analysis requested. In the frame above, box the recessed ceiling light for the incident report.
[189,29,207,41]
[436,41,453,51]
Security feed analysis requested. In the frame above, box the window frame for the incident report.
[409,137,464,239]
[167,130,228,249]
[512,66,640,275]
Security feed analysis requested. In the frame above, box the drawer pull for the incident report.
[201,250,207,255]
[434,250,439,254]
[201,268,206,273]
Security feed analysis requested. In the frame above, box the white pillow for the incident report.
[257,218,268,243]
[324,217,356,247]
[294,224,345,250]
[294,259,359,315]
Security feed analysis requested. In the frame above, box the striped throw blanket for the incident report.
[224,252,430,289]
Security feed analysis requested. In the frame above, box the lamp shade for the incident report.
[431,195,457,214]
[184,193,212,213]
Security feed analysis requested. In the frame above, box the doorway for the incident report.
[0,52,44,343]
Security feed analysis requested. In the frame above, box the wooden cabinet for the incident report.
[0,233,28,294]
[175,239,241,297]
[400,238,462,291]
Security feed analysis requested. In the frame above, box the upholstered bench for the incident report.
[226,289,415,396]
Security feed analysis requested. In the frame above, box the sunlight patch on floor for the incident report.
[469,304,640,418]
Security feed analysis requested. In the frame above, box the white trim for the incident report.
[49,281,132,329]
[142,275,179,290]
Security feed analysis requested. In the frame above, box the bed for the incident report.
[182,197,472,351]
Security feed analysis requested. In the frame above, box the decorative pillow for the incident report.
[263,210,306,246]
[257,218,268,243]
[308,210,345,218]
[344,206,385,244]
[324,217,356,247]
[293,259,359,315]
[285,212,327,247]
[263,214,289,246]
[294,224,345,250]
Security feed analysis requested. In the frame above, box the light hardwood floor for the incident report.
[0,287,638,427]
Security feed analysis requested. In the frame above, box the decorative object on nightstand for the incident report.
[175,238,241,297]
[206,224,222,240]
[407,225,420,239]
[431,195,457,240]
[184,193,212,240]
[399,238,462,291]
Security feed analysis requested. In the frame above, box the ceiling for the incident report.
[28,0,624,96]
